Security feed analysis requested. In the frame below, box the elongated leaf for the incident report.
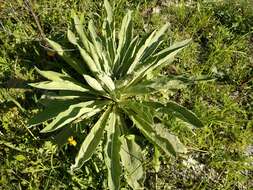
[152,146,161,173]
[46,38,86,75]
[143,101,203,128]
[71,107,112,171]
[35,68,80,85]
[115,36,138,78]
[29,81,89,92]
[88,20,103,60]
[28,99,79,127]
[41,101,104,133]
[113,11,132,73]
[125,107,186,156]
[67,29,78,45]
[120,135,145,189]
[104,110,121,190]
[78,45,100,73]
[104,0,113,24]
[97,73,115,92]
[164,102,203,128]
[83,74,105,92]
[155,39,191,57]
[122,76,187,96]
[123,39,190,88]
[35,67,66,81]
[127,24,169,74]
[72,13,91,52]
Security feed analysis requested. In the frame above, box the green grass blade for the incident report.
[71,107,112,171]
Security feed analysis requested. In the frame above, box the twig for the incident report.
[24,0,45,41]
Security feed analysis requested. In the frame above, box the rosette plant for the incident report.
[29,0,203,189]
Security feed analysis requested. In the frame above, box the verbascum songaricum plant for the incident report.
[29,0,203,189]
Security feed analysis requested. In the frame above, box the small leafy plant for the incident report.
[29,0,203,189]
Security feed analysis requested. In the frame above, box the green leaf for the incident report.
[28,99,79,127]
[127,24,169,74]
[115,36,138,78]
[113,11,132,74]
[29,81,89,92]
[122,75,187,96]
[152,146,161,173]
[88,20,103,59]
[144,101,203,128]
[122,39,191,88]
[83,74,105,92]
[97,73,115,92]
[72,13,91,51]
[67,29,78,45]
[71,107,112,171]
[120,135,145,189]
[46,38,86,75]
[104,110,121,190]
[126,108,186,156]
[15,154,26,161]
[78,45,100,73]
[41,101,104,133]
[104,0,113,24]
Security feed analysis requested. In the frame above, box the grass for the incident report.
[0,0,252,189]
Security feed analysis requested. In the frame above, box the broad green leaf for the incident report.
[164,101,203,128]
[126,108,186,156]
[34,68,80,84]
[122,76,187,96]
[78,45,100,73]
[29,81,89,92]
[113,11,132,73]
[102,20,115,63]
[155,39,191,57]
[143,101,203,128]
[46,38,86,75]
[41,101,104,133]
[28,99,79,127]
[97,73,115,92]
[127,24,169,74]
[35,67,66,81]
[104,110,121,190]
[123,39,190,88]
[67,29,78,45]
[104,0,113,24]
[115,36,138,78]
[72,13,91,51]
[120,135,145,189]
[83,74,105,92]
[71,107,112,171]
[88,20,103,60]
